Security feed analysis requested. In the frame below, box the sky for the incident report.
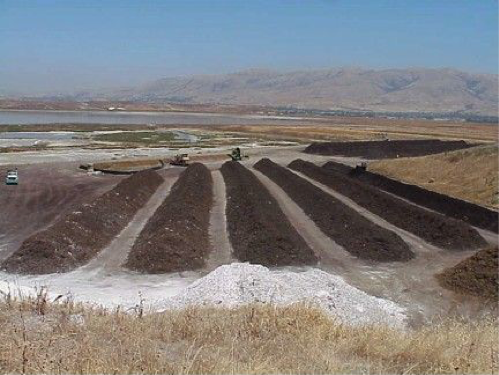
[0,0,497,94]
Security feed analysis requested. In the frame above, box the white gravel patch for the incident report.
[162,263,407,327]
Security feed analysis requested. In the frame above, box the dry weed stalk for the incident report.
[0,292,497,374]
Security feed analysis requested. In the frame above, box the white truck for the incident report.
[5,169,18,185]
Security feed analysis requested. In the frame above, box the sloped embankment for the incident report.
[221,161,317,266]
[304,139,474,159]
[323,160,498,233]
[126,163,213,273]
[290,160,487,251]
[254,158,413,262]
[2,170,164,274]
[436,247,498,300]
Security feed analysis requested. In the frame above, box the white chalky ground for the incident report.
[0,263,406,327]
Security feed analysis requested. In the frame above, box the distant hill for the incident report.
[104,67,498,115]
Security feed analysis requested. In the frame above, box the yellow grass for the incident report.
[370,145,499,208]
[200,117,497,143]
[0,292,497,374]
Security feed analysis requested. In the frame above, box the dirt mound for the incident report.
[254,159,413,262]
[2,170,164,274]
[125,163,213,273]
[221,161,317,266]
[323,161,498,233]
[290,160,487,251]
[304,139,474,159]
[436,247,498,300]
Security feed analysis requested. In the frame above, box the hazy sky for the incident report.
[1,0,497,94]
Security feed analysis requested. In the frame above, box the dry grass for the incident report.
[370,145,499,208]
[0,291,497,374]
[201,118,497,143]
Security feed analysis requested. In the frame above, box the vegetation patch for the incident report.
[0,297,496,374]
[369,145,499,209]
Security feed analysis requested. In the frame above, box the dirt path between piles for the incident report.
[251,168,355,268]
[251,163,488,323]
[82,175,178,272]
[205,170,234,271]
[291,169,444,256]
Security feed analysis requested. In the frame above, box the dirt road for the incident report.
[205,170,234,271]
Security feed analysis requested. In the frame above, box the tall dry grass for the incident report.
[0,289,497,374]
[371,145,499,208]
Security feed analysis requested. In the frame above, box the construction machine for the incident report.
[228,147,247,161]
[170,153,190,167]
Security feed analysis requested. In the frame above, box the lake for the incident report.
[0,110,304,126]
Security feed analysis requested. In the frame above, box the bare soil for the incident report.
[82,174,178,272]
[125,163,213,273]
[91,159,164,174]
[436,247,498,300]
[304,139,475,159]
[0,163,122,262]
[2,170,164,274]
[254,158,413,262]
[290,159,487,251]
[221,161,317,266]
[205,170,234,270]
[323,160,499,233]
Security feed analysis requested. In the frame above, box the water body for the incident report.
[0,110,304,126]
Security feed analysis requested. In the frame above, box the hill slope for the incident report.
[111,67,498,115]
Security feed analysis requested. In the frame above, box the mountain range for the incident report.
[55,67,499,115]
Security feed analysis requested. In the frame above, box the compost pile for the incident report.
[221,161,317,266]
[436,247,498,300]
[304,139,474,159]
[254,158,413,262]
[323,161,498,233]
[2,170,164,274]
[290,160,487,251]
[126,163,213,273]
[163,263,407,327]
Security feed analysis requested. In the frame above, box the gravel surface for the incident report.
[163,263,407,327]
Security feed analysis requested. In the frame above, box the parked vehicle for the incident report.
[5,169,18,185]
